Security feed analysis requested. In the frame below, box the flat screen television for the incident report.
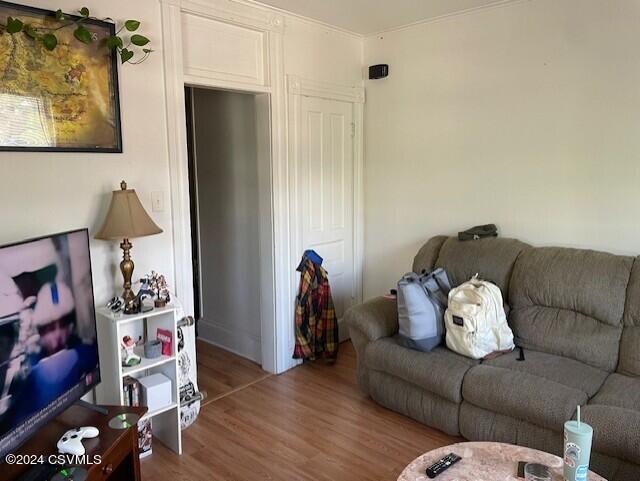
[0,229,100,458]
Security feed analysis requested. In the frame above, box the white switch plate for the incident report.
[151,191,164,212]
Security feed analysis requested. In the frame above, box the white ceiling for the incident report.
[257,0,511,35]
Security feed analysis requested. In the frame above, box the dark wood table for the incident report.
[4,404,146,481]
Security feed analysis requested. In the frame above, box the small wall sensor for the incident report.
[369,64,389,79]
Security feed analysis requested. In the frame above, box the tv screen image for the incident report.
[0,229,100,457]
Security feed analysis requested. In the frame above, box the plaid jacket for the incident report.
[293,257,338,360]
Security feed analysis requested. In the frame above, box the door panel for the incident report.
[300,96,354,319]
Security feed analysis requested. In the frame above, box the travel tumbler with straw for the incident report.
[564,406,593,481]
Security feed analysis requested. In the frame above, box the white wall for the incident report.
[282,13,363,86]
[0,0,363,312]
[0,0,174,305]
[191,88,263,362]
[363,0,640,299]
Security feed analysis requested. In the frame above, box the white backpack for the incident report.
[444,274,515,359]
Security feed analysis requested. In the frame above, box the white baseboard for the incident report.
[198,319,262,364]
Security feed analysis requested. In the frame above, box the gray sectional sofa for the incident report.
[345,236,640,481]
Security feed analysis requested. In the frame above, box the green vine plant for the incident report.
[0,6,153,65]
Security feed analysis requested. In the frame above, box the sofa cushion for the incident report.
[582,405,640,465]
[509,247,632,371]
[368,370,462,436]
[459,402,564,457]
[433,237,529,299]
[586,374,640,464]
[620,257,640,376]
[486,349,609,397]
[462,351,608,431]
[618,327,640,377]
[590,450,640,481]
[345,296,398,342]
[413,235,448,274]
[590,373,640,411]
[364,336,477,403]
[586,373,640,465]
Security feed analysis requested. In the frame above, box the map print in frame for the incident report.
[0,1,122,152]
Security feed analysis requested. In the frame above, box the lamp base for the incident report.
[120,238,135,304]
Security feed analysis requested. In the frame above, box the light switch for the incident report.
[151,191,164,212]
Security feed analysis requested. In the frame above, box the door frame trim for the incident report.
[287,75,365,343]
[160,0,288,373]
[287,75,365,104]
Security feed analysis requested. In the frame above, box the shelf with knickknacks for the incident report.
[110,272,172,371]
[105,269,171,317]
[95,304,183,455]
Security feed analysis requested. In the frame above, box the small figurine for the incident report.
[147,271,171,308]
[123,297,140,315]
[106,297,123,313]
[123,280,155,315]
[121,335,141,367]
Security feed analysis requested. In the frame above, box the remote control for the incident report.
[426,452,462,478]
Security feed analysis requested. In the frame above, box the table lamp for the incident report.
[95,180,162,303]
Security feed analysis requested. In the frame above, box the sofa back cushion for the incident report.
[412,235,448,274]
[432,237,529,302]
[509,247,632,372]
[620,257,640,376]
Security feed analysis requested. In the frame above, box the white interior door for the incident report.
[299,96,355,326]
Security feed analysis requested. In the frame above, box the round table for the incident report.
[398,442,607,481]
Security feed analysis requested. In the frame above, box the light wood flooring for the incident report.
[195,339,272,405]
[141,340,459,481]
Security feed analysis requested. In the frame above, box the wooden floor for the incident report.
[141,341,459,481]
[195,339,271,406]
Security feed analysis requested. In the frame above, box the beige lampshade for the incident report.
[95,181,163,240]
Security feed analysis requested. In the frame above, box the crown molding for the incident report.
[164,0,527,38]
[243,0,363,39]
[366,0,528,37]
[179,0,285,33]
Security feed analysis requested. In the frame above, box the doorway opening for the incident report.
[185,86,274,370]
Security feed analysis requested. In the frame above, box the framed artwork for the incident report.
[0,1,122,152]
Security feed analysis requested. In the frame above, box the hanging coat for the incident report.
[293,253,338,361]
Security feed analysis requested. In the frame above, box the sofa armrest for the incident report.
[345,296,398,342]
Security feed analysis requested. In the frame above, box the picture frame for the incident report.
[0,1,122,152]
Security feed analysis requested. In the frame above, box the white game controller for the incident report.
[57,426,100,455]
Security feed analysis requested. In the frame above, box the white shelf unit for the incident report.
[95,305,182,455]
